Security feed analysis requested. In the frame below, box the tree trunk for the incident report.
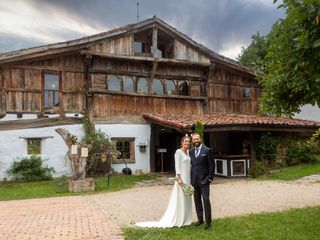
[55,128,87,180]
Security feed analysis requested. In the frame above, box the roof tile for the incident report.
[143,113,320,130]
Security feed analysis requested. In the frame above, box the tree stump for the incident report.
[55,128,88,182]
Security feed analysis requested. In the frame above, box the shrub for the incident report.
[81,116,118,176]
[248,161,265,178]
[194,121,204,143]
[6,155,55,181]
[286,141,318,166]
[257,132,280,165]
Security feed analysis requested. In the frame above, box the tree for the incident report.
[237,32,269,69]
[258,0,320,116]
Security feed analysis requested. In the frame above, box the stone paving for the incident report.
[296,174,320,183]
[1,174,319,239]
[0,196,123,240]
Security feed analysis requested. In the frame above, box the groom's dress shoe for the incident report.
[194,221,203,226]
[205,223,211,230]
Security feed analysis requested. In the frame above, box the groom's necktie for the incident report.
[195,148,200,157]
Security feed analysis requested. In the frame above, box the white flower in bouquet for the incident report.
[172,177,194,196]
[181,183,194,196]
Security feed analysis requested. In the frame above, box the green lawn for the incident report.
[123,206,320,240]
[261,162,320,181]
[0,174,155,201]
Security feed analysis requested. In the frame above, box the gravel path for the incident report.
[90,177,320,227]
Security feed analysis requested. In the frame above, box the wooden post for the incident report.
[152,26,158,58]
[84,54,93,120]
[161,152,164,173]
[249,132,257,169]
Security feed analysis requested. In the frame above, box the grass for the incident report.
[261,162,320,180]
[0,174,156,201]
[123,206,320,240]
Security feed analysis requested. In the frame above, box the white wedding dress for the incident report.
[135,149,192,228]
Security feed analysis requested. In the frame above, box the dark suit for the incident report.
[190,144,215,224]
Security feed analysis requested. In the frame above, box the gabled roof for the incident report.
[0,16,253,75]
[143,113,320,132]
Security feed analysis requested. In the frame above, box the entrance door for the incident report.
[155,132,178,173]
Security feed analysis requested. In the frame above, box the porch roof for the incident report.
[142,113,320,132]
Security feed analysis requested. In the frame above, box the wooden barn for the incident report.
[0,16,319,179]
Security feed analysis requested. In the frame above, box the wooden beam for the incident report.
[5,88,41,93]
[0,117,82,131]
[89,68,203,80]
[89,87,207,101]
[13,65,83,73]
[203,63,215,114]
[152,27,158,57]
[149,59,159,83]
[84,54,92,120]
[249,132,257,165]
[81,50,212,67]
[0,48,81,65]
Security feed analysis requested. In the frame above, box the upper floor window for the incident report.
[242,87,250,98]
[178,81,189,96]
[27,138,41,155]
[166,80,176,95]
[133,41,146,53]
[137,78,148,94]
[152,79,164,95]
[123,76,134,93]
[44,73,59,109]
[107,75,121,92]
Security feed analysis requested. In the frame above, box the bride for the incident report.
[135,135,192,228]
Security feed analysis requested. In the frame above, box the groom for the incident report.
[190,133,215,230]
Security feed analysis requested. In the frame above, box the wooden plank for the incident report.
[5,88,41,93]
[14,65,83,73]
[149,60,158,83]
[89,88,206,100]
[152,27,158,57]
[81,50,212,67]
[0,117,82,131]
[91,94,204,117]
[24,69,41,89]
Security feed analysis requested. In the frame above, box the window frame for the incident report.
[166,80,176,95]
[123,76,135,93]
[152,79,165,95]
[137,77,149,94]
[26,138,42,155]
[242,87,251,98]
[43,72,61,113]
[178,81,189,96]
[111,137,135,164]
[107,75,122,92]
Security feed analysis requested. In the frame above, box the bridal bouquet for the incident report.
[169,177,194,196]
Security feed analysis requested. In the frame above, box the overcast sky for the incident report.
[0,0,285,60]
[0,1,319,119]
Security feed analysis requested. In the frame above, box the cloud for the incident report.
[0,0,284,59]
[0,0,105,50]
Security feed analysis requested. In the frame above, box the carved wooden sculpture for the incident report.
[55,128,87,180]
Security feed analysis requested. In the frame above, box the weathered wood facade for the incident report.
[0,17,258,121]
[1,17,278,178]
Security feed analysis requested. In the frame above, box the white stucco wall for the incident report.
[96,124,151,173]
[0,123,151,180]
[0,124,82,180]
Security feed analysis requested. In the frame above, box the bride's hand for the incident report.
[177,178,183,186]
